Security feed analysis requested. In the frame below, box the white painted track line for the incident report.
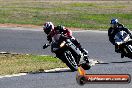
[0,73,27,79]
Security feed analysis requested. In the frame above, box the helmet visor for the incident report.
[43,25,52,34]
[111,24,118,28]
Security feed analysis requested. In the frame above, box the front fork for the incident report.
[118,44,129,56]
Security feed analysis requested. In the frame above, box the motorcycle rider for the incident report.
[108,18,132,58]
[43,22,88,63]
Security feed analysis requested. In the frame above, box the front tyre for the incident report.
[124,45,132,58]
[64,50,78,71]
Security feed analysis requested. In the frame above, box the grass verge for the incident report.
[0,53,66,75]
[0,0,132,30]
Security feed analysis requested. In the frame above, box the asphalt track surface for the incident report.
[0,27,132,88]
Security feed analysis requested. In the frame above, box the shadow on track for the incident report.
[111,60,132,63]
[97,60,132,65]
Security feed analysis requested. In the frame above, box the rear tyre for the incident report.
[81,63,91,70]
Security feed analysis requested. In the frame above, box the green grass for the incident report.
[0,0,132,30]
[0,54,66,75]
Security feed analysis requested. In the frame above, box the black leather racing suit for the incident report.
[108,23,132,45]
[108,23,132,54]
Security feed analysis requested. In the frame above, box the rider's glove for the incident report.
[43,44,49,49]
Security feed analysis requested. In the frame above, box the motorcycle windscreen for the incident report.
[114,31,128,45]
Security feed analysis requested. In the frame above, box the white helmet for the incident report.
[43,22,54,34]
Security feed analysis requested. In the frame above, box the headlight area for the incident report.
[60,41,66,48]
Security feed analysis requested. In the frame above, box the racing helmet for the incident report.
[110,18,119,28]
[56,25,65,32]
[110,18,118,24]
[43,22,54,34]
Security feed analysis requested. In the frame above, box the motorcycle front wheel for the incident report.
[64,50,78,71]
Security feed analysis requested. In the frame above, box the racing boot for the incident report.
[79,48,88,55]
[79,47,89,63]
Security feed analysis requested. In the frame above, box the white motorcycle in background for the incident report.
[43,34,90,71]
[114,30,132,58]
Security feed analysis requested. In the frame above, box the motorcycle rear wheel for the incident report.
[81,63,91,70]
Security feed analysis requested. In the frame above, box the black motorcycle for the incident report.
[43,34,90,71]
[114,30,132,58]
